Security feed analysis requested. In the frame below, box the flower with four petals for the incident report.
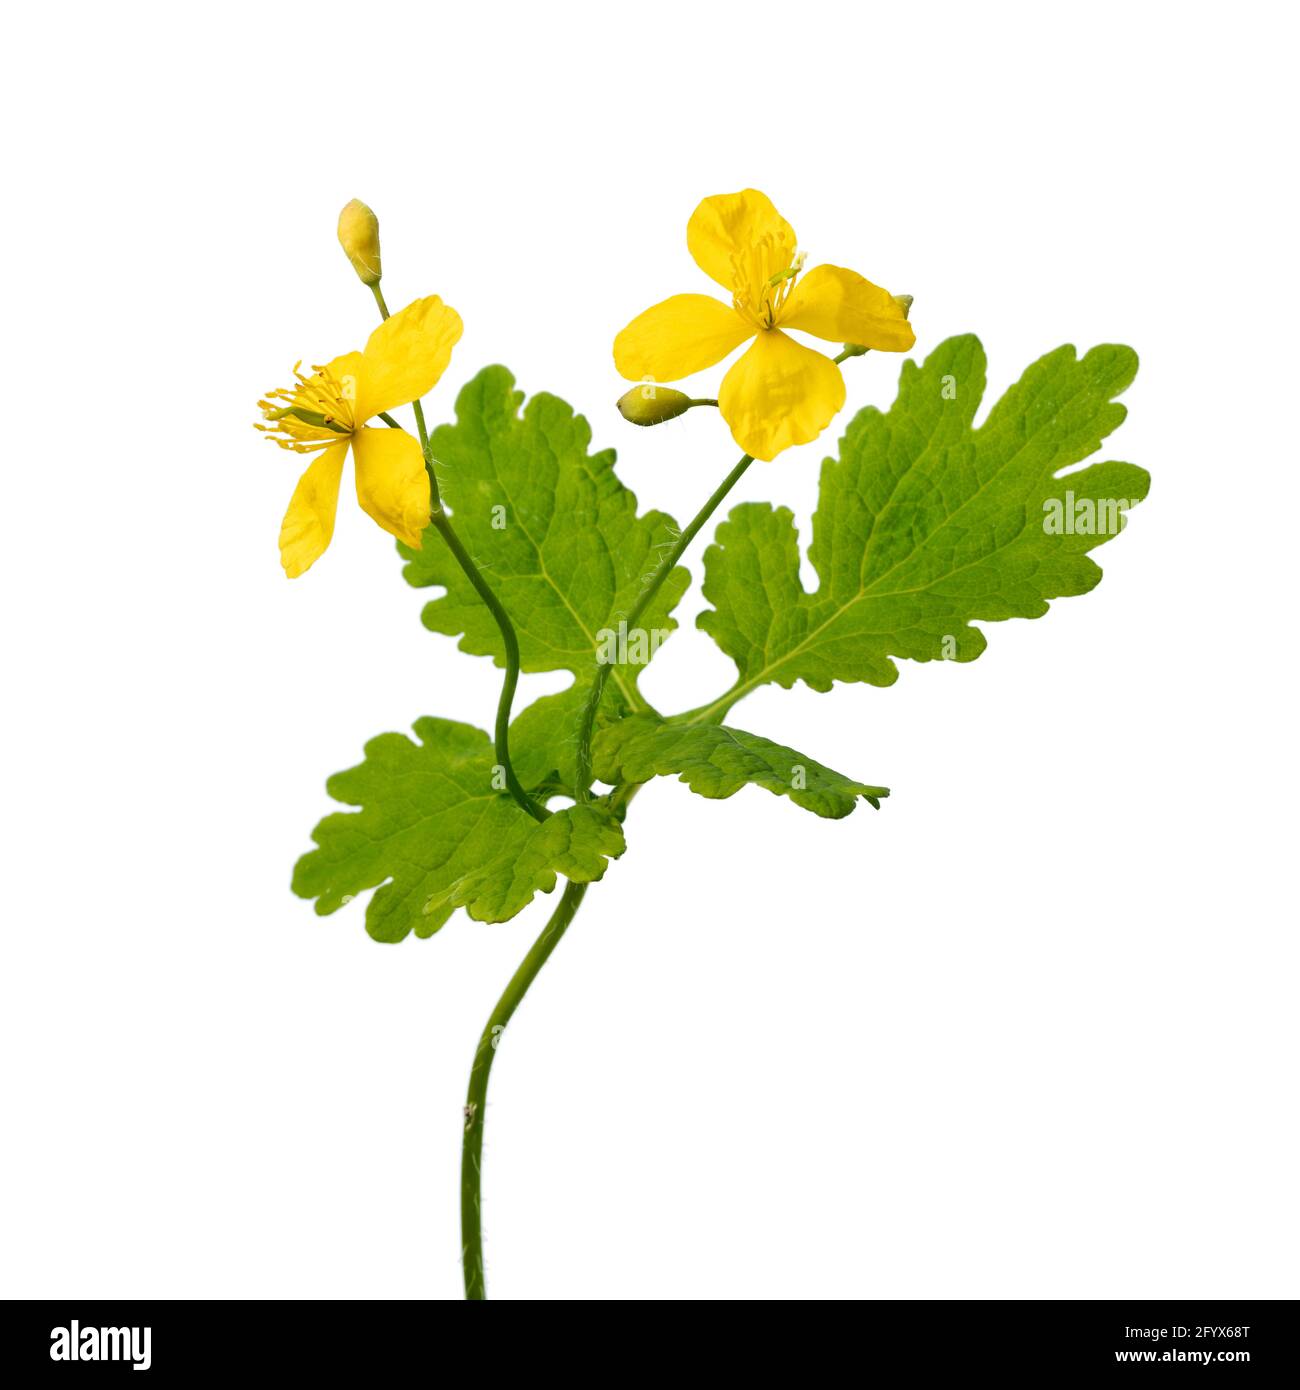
[257,296,461,576]
[614,188,914,460]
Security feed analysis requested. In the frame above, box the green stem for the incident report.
[368,282,544,822]
[462,879,589,1299]
[411,399,432,490]
[573,451,755,798]
[671,685,748,728]
[428,507,545,821]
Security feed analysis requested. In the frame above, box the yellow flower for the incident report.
[257,296,462,577]
[613,189,915,461]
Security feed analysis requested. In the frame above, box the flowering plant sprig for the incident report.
[261,192,1147,1299]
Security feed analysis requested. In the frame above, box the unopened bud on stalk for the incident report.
[616,385,697,426]
[337,199,382,286]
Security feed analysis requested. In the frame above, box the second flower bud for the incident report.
[616,385,709,427]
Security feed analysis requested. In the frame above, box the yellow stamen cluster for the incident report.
[730,235,806,331]
[255,361,357,454]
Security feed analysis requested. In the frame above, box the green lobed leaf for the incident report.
[697,336,1148,698]
[399,366,690,711]
[592,714,888,819]
[291,717,625,941]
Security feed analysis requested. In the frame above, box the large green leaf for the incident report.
[697,336,1148,699]
[400,366,689,711]
[291,717,625,941]
[593,714,887,819]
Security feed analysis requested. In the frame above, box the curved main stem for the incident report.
[573,451,755,798]
[461,879,589,1299]
[369,283,545,823]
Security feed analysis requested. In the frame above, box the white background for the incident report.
[2,1,1296,1301]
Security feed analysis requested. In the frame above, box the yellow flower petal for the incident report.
[687,189,797,293]
[279,440,349,578]
[351,426,431,547]
[718,330,846,462]
[780,265,916,351]
[356,295,463,422]
[613,293,752,383]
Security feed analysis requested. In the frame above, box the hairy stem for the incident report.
[368,284,544,822]
[461,879,589,1299]
[573,451,755,798]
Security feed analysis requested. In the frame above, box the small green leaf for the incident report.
[291,717,624,941]
[698,336,1148,697]
[592,714,888,819]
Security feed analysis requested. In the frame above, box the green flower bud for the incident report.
[337,199,382,286]
[616,385,695,426]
